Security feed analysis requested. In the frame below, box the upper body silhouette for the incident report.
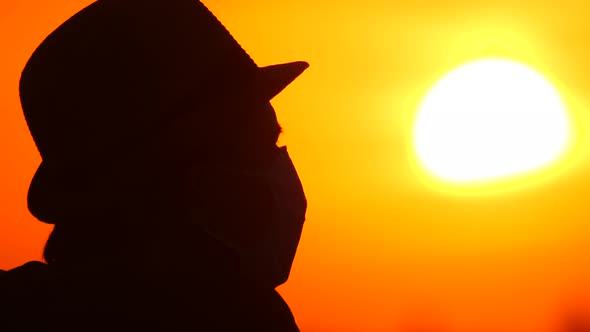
[0,0,308,330]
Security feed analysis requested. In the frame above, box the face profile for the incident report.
[1,0,309,330]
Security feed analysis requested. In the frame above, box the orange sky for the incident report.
[3,1,590,331]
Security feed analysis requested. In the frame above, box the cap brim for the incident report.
[257,61,309,101]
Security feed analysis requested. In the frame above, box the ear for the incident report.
[183,167,274,252]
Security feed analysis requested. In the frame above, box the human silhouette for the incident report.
[0,0,308,330]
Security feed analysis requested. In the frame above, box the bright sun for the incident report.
[413,58,571,186]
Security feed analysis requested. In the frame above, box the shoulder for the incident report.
[1,261,48,277]
[0,261,50,290]
[0,261,53,328]
[0,260,51,295]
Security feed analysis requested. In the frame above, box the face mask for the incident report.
[197,146,307,286]
[261,146,307,285]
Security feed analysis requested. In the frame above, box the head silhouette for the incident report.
[19,0,308,272]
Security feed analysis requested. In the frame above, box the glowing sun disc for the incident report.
[413,58,570,184]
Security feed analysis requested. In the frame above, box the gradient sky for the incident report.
[3,1,590,331]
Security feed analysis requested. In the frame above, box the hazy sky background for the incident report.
[3,1,590,331]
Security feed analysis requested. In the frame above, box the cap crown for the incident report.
[20,0,259,166]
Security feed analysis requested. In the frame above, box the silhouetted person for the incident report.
[0,0,308,330]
